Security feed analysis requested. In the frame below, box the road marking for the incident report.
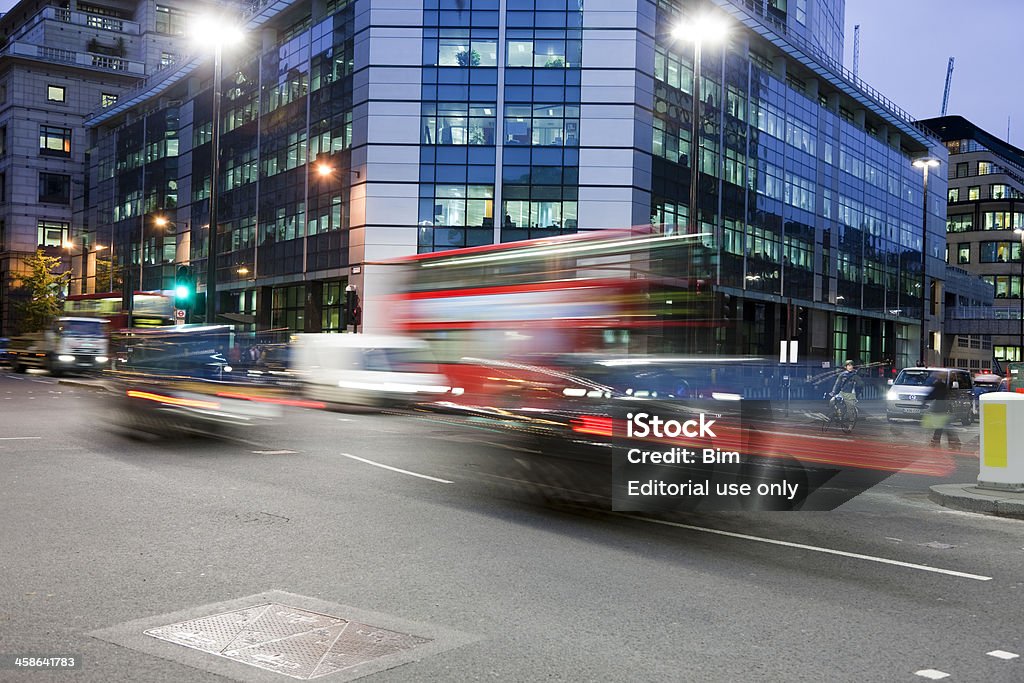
[0,436,42,440]
[251,450,297,455]
[914,670,950,680]
[618,514,993,581]
[340,452,453,484]
[987,650,1019,660]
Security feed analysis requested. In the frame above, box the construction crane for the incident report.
[941,57,955,116]
[852,25,860,78]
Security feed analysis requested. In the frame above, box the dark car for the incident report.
[106,325,291,436]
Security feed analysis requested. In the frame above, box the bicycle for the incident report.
[822,392,858,434]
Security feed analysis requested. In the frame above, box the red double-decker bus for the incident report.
[364,227,720,407]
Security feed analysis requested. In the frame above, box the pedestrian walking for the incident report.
[923,376,961,449]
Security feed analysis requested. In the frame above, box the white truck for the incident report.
[9,317,109,376]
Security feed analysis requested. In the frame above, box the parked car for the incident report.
[886,367,974,425]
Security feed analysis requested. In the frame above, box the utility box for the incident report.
[979,392,1024,492]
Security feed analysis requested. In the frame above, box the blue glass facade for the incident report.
[78,0,946,364]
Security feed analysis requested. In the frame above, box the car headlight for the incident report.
[96,356,108,363]
[886,390,899,401]
[58,355,75,362]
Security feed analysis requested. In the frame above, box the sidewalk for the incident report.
[929,484,1024,519]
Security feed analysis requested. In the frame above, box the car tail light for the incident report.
[571,415,614,437]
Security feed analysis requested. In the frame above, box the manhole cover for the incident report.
[89,591,476,682]
[145,603,430,680]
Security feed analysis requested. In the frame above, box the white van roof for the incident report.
[295,333,426,348]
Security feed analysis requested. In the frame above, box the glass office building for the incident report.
[76,0,946,365]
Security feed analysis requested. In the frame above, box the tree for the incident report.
[455,49,480,67]
[14,249,69,332]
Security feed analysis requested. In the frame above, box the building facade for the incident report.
[923,115,1024,369]
[0,0,212,334]
[74,0,946,366]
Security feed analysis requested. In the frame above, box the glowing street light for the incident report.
[671,13,728,236]
[191,14,245,324]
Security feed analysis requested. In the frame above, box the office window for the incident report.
[983,211,1024,230]
[991,184,1012,200]
[957,243,970,264]
[39,125,71,157]
[980,241,1021,263]
[160,52,175,69]
[955,162,968,178]
[155,5,188,35]
[46,85,65,102]
[422,103,496,145]
[946,214,973,232]
[978,161,993,175]
[968,186,980,201]
[996,346,1022,362]
[37,220,68,247]
[434,30,498,67]
[947,187,959,202]
[38,173,70,204]
[101,93,118,107]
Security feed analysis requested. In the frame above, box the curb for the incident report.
[928,483,1024,519]
[57,378,112,393]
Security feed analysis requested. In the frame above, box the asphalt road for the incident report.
[1,370,1022,682]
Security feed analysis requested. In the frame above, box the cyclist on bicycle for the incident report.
[830,360,863,417]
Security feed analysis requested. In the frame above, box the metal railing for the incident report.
[718,0,940,143]
[951,306,1021,320]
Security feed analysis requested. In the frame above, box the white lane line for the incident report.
[914,670,950,680]
[340,452,453,484]
[0,436,42,440]
[987,650,1019,660]
[251,450,298,455]
[617,514,993,582]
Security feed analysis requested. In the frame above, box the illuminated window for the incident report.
[46,85,65,102]
[39,125,71,157]
[37,220,68,247]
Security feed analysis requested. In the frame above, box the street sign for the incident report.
[174,308,186,321]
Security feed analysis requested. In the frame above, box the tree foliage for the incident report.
[14,249,69,332]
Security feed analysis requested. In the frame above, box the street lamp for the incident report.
[672,13,728,236]
[1014,228,1024,358]
[192,16,244,324]
[913,157,939,366]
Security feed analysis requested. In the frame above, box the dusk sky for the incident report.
[844,0,1024,148]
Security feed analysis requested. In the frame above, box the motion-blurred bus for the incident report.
[63,291,177,330]
[364,227,724,408]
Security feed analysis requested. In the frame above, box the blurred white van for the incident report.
[291,333,453,407]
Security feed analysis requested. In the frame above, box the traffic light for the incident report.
[795,306,807,336]
[344,285,360,329]
[174,265,195,311]
[720,293,735,320]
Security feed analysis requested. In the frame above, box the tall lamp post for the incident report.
[672,14,729,236]
[193,18,243,324]
[1015,227,1024,357]
[913,157,939,366]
